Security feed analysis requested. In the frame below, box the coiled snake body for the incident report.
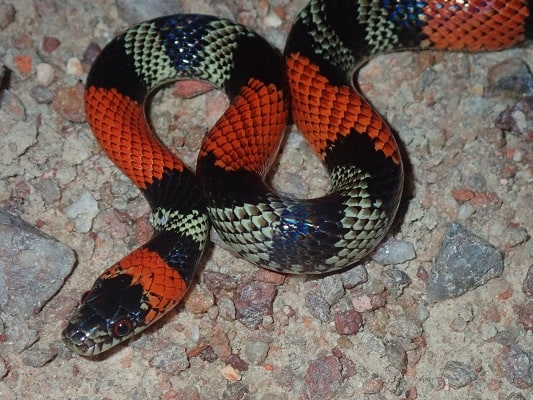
[63,0,532,356]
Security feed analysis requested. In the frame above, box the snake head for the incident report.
[62,272,147,356]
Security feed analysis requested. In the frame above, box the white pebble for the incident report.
[371,236,416,265]
[263,11,282,28]
[36,63,54,86]
[66,57,83,76]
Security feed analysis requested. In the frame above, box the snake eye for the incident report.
[112,319,133,337]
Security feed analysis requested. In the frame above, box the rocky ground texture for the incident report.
[0,0,532,399]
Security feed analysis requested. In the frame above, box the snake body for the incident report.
[63,0,532,356]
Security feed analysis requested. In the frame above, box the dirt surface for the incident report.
[0,0,532,399]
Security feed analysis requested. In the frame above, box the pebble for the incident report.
[426,223,504,303]
[42,36,60,52]
[13,54,33,76]
[334,309,363,335]
[36,63,54,86]
[64,191,99,233]
[304,356,342,400]
[371,236,416,265]
[51,83,86,123]
[30,85,54,104]
[221,365,241,382]
[66,57,83,76]
[517,301,532,332]
[217,297,236,320]
[487,58,533,96]
[209,324,232,362]
[233,280,277,329]
[243,339,270,365]
[503,346,533,389]
[226,353,248,372]
[523,265,533,297]
[386,342,408,373]
[175,386,200,400]
[149,342,189,374]
[319,274,345,306]
[0,4,15,29]
[340,264,368,289]
[0,209,75,317]
[382,268,411,297]
[184,285,214,314]
[305,291,331,322]
[202,270,238,295]
[441,361,476,389]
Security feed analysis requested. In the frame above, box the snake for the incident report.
[62,0,532,356]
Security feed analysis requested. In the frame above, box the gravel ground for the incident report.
[0,0,532,399]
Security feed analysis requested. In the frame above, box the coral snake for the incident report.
[63,0,532,356]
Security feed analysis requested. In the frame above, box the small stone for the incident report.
[13,54,33,76]
[243,339,270,365]
[36,63,54,86]
[319,274,344,306]
[184,285,214,314]
[82,42,101,66]
[382,268,411,297]
[522,265,533,297]
[209,324,232,362]
[252,269,286,285]
[362,376,384,394]
[304,356,342,400]
[149,343,189,374]
[30,85,54,104]
[233,280,277,329]
[488,58,533,96]
[441,361,476,389]
[202,271,238,295]
[226,353,248,372]
[340,265,368,289]
[64,191,99,233]
[516,301,532,331]
[42,36,60,52]
[221,365,241,382]
[305,291,331,322]
[0,4,15,29]
[217,297,236,320]
[426,223,504,302]
[52,84,85,123]
[372,236,416,265]
[66,57,83,76]
[386,342,407,373]
[334,309,363,335]
[503,346,533,389]
[175,386,200,400]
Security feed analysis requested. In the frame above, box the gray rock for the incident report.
[305,291,331,322]
[426,223,503,303]
[319,274,344,306]
[503,346,533,389]
[442,361,477,389]
[340,264,368,289]
[0,209,76,317]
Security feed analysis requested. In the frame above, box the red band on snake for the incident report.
[63,0,532,356]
